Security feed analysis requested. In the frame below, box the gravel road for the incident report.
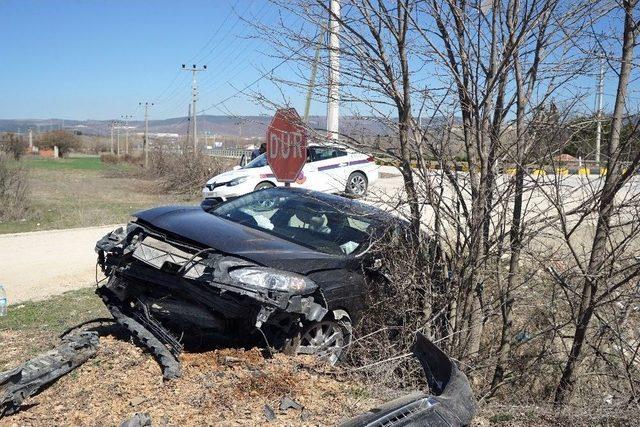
[0,225,118,304]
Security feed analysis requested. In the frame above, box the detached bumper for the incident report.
[340,333,476,426]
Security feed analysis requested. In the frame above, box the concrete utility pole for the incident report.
[110,122,115,154]
[121,114,133,154]
[139,102,154,167]
[182,64,207,152]
[116,121,121,156]
[186,104,191,150]
[327,0,341,140]
[595,58,605,165]
[304,29,325,122]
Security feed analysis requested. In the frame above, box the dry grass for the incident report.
[1,336,389,426]
[1,289,637,425]
[0,161,199,234]
[0,153,30,221]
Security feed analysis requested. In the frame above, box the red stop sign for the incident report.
[266,108,307,182]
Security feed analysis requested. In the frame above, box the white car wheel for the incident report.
[346,172,368,197]
[254,181,275,191]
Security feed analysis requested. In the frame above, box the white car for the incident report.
[202,145,379,202]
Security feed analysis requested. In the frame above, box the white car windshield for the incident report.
[243,153,268,168]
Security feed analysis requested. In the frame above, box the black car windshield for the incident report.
[211,188,389,255]
[243,153,268,168]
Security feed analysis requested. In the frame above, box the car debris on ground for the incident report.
[0,331,99,417]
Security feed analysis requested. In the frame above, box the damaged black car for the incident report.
[96,187,420,378]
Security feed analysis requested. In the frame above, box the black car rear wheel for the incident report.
[294,319,352,365]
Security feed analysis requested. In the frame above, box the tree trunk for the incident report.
[554,0,637,405]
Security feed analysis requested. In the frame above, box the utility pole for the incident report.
[304,29,325,122]
[121,114,133,154]
[139,102,154,167]
[182,64,207,152]
[116,121,121,156]
[327,0,341,140]
[595,57,605,165]
[236,120,244,144]
[186,104,191,151]
[110,121,115,154]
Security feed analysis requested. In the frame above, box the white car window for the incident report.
[309,147,347,162]
[243,153,268,168]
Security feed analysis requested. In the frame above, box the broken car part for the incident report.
[95,188,415,373]
[340,333,476,426]
[98,286,181,380]
[0,331,99,418]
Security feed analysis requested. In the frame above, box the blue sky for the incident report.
[0,0,633,122]
[0,0,307,120]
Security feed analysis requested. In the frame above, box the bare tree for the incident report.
[256,0,640,412]
[554,0,639,405]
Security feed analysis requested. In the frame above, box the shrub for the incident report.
[346,236,449,388]
[100,153,119,164]
[148,149,228,195]
[37,130,81,157]
[0,153,30,220]
[1,133,29,160]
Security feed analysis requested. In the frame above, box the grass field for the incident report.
[21,156,106,171]
[0,155,200,234]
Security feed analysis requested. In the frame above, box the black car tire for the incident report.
[345,172,368,198]
[255,181,275,191]
[287,318,352,365]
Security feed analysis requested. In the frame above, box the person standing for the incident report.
[250,142,266,160]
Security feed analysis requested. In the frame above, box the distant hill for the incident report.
[0,115,395,138]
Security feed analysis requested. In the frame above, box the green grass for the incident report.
[21,156,104,171]
[0,287,108,333]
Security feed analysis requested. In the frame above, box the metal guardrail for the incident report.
[204,148,252,159]
[375,156,637,176]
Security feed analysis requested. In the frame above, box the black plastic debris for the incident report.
[263,404,276,422]
[120,412,152,427]
[0,331,99,418]
[280,396,303,412]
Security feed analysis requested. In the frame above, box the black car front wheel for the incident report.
[293,319,352,365]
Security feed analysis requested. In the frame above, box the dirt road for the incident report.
[0,225,117,304]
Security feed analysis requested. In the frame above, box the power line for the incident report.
[198,47,303,115]
[195,4,277,97]
[196,0,260,66]
[187,0,241,64]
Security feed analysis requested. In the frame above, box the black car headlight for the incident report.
[229,267,317,294]
[227,176,248,187]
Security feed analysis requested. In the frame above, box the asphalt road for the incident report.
[0,225,116,304]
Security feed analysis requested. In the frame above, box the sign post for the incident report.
[266,108,307,186]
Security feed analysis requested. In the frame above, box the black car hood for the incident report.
[134,205,347,274]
